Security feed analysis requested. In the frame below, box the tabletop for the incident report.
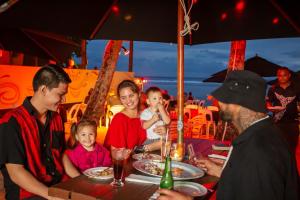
[49,157,219,200]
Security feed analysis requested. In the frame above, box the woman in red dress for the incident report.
[103,80,145,150]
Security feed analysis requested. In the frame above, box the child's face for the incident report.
[147,91,163,108]
[76,126,96,151]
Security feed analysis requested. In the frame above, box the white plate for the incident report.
[83,167,113,180]
[174,181,207,197]
[132,153,161,161]
[132,160,204,180]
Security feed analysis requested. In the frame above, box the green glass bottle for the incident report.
[159,155,174,190]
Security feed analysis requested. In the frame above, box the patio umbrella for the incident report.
[0,0,299,43]
[0,28,80,62]
[203,55,283,82]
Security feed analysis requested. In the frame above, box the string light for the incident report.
[272,17,279,25]
[235,1,245,13]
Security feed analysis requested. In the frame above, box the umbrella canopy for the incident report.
[203,55,283,82]
[0,0,299,44]
[0,28,80,62]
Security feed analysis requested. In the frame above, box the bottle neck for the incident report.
[164,156,172,173]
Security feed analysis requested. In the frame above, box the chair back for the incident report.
[207,106,219,112]
[106,104,124,127]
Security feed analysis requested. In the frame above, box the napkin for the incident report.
[208,154,227,160]
[125,174,161,185]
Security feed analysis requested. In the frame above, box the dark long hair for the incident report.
[67,120,97,149]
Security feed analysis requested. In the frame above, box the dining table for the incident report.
[49,139,225,200]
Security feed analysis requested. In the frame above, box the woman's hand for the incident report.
[153,125,167,135]
[157,189,193,200]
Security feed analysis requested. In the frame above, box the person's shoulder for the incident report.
[113,112,126,119]
[249,120,290,158]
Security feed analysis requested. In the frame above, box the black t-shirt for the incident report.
[267,83,300,123]
[217,118,299,200]
[0,98,65,199]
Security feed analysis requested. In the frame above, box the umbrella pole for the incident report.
[176,0,184,161]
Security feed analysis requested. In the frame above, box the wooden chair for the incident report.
[106,104,124,127]
[67,103,87,124]
[168,121,191,139]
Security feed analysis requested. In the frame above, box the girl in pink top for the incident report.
[66,120,112,173]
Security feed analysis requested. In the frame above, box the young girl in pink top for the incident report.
[66,120,112,173]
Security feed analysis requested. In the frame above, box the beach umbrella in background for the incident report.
[202,73,225,83]
[0,0,299,43]
[0,28,81,63]
[203,55,283,83]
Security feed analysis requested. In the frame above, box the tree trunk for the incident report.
[227,40,246,74]
[82,40,122,125]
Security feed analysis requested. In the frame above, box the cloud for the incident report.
[86,38,300,77]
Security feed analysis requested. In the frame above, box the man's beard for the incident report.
[219,110,232,122]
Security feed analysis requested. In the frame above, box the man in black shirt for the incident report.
[0,65,80,199]
[158,70,299,200]
[267,67,300,154]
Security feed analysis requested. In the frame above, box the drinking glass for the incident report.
[170,143,185,161]
[111,148,131,187]
[161,134,171,162]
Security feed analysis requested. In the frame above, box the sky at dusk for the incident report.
[85,37,300,79]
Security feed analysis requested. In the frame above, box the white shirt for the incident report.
[140,108,164,139]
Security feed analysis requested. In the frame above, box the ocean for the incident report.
[141,76,221,100]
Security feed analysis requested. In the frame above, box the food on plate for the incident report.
[144,162,163,175]
[93,168,113,177]
[141,153,155,160]
[144,163,184,177]
[172,167,184,177]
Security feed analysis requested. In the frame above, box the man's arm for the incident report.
[62,154,80,178]
[266,87,275,108]
[5,163,59,199]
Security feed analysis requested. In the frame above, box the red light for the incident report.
[221,12,227,21]
[235,1,245,12]
[192,0,198,4]
[112,5,119,14]
[272,17,279,24]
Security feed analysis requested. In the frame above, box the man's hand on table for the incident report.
[195,159,222,178]
[157,189,193,200]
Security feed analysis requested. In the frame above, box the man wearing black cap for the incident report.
[158,70,299,200]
